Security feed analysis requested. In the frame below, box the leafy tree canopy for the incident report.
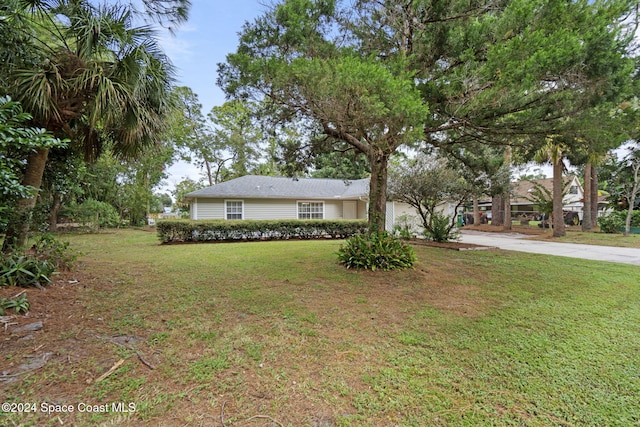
[172,177,204,213]
[0,97,65,199]
[388,153,473,238]
[1,0,179,251]
[219,0,637,233]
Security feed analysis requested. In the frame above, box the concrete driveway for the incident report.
[459,230,640,266]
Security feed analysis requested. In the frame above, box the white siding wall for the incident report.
[324,200,342,219]
[563,177,584,207]
[193,198,357,220]
[195,199,224,219]
[387,202,424,232]
[436,202,457,218]
[343,201,357,219]
[191,198,197,220]
[389,201,458,235]
[393,202,418,218]
[357,201,367,219]
[391,202,421,233]
[244,199,296,219]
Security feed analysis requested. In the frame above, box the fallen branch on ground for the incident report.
[95,358,124,382]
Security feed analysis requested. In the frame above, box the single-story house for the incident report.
[185,175,457,233]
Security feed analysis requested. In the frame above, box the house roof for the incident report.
[512,176,584,204]
[479,176,581,205]
[511,178,555,204]
[186,175,370,200]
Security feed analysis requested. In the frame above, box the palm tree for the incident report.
[2,0,175,251]
[535,138,567,238]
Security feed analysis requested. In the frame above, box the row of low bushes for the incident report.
[157,219,369,243]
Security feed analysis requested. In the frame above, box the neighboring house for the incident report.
[477,176,607,220]
[184,175,457,232]
[511,176,584,217]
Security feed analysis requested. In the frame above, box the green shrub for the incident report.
[424,212,459,242]
[0,235,75,287]
[393,224,413,240]
[64,199,120,229]
[0,292,30,314]
[337,232,416,271]
[0,254,55,287]
[157,219,368,243]
[598,209,640,232]
[598,211,625,233]
[33,233,77,270]
[392,214,418,239]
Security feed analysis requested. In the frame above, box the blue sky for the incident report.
[159,0,268,112]
[157,0,267,190]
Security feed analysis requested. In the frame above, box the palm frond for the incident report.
[12,63,64,128]
[7,0,175,161]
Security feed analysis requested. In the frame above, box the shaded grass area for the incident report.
[2,230,639,426]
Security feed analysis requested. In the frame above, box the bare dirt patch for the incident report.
[1,272,119,392]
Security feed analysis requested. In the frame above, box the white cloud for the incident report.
[157,26,196,62]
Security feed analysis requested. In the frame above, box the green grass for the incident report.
[549,230,640,247]
[2,229,639,426]
[522,227,640,247]
[506,224,640,247]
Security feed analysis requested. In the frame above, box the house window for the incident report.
[298,201,324,219]
[225,200,243,220]
[569,185,578,195]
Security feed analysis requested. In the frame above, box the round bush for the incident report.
[337,232,416,271]
[597,211,625,234]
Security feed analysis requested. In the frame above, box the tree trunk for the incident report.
[48,191,62,232]
[205,159,214,186]
[2,148,50,252]
[503,190,512,230]
[473,195,480,225]
[491,195,504,226]
[367,151,389,234]
[552,156,566,237]
[503,146,512,230]
[624,206,634,237]
[581,162,592,231]
[590,164,598,226]
[624,160,640,237]
[145,171,151,226]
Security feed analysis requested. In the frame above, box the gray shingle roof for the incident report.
[186,175,370,200]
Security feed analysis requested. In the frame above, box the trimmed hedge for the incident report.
[157,219,369,243]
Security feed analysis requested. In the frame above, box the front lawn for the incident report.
[1,229,638,426]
